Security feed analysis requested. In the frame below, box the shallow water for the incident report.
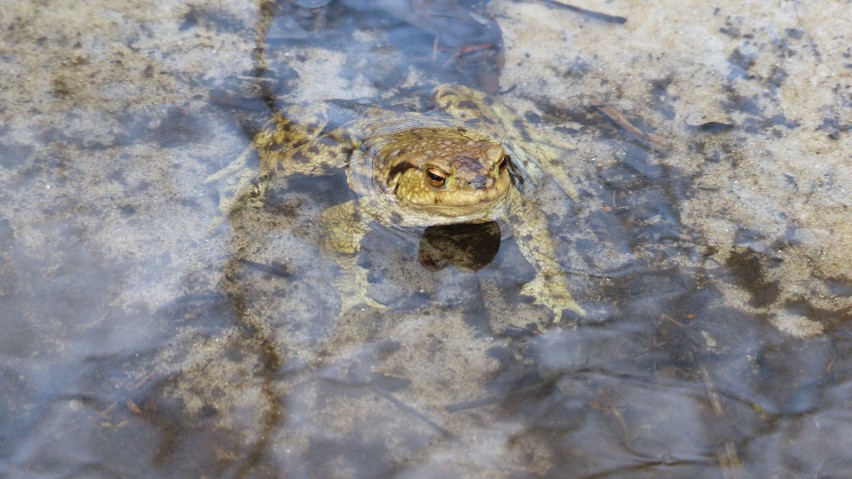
[1,1,850,478]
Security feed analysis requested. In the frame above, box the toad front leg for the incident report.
[319,197,386,315]
[508,190,585,321]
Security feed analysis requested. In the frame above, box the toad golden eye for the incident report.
[499,155,510,172]
[425,167,447,187]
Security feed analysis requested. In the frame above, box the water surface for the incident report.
[1,1,849,478]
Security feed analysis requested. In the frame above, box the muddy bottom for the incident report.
[0,1,849,478]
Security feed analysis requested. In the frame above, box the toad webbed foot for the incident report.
[520,273,585,322]
[337,261,386,316]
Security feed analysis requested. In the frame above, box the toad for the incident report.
[206,84,585,320]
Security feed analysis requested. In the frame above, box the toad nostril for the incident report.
[468,176,493,189]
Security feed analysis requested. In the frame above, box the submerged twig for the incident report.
[538,0,627,24]
[592,100,672,152]
[701,366,744,479]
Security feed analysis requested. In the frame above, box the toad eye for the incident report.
[498,155,510,173]
[425,167,447,188]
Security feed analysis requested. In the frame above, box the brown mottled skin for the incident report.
[206,84,584,320]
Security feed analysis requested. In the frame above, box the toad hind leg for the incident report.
[254,103,360,178]
[204,104,359,227]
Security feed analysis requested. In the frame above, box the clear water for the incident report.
[1,2,849,478]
